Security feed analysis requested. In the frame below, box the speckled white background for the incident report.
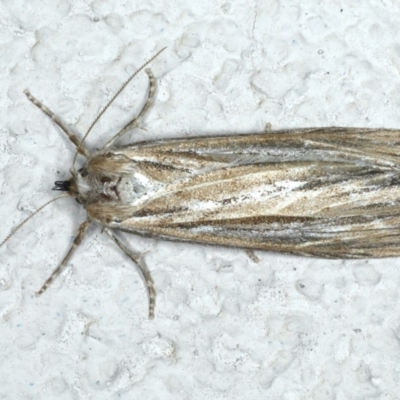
[1,1,400,399]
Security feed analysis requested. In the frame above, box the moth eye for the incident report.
[78,168,89,177]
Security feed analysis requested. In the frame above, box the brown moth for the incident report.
[2,48,400,318]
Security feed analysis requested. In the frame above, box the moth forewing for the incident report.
[86,127,400,260]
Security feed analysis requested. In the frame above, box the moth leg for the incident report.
[36,220,90,296]
[24,90,90,158]
[104,228,156,319]
[246,249,260,263]
[103,68,156,149]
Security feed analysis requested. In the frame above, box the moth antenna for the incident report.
[0,195,68,250]
[24,90,90,159]
[72,46,167,168]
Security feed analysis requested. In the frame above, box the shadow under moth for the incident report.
[2,47,400,318]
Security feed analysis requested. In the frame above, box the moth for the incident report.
[3,48,400,318]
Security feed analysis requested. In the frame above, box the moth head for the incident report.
[53,180,72,192]
[52,167,88,205]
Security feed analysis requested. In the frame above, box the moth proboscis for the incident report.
[3,48,400,318]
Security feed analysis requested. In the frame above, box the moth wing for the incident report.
[95,128,400,258]
[125,127,400,170]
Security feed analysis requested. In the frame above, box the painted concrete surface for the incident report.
[1,1,400,399]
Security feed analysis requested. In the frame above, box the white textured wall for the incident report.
[1,1,400,399]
